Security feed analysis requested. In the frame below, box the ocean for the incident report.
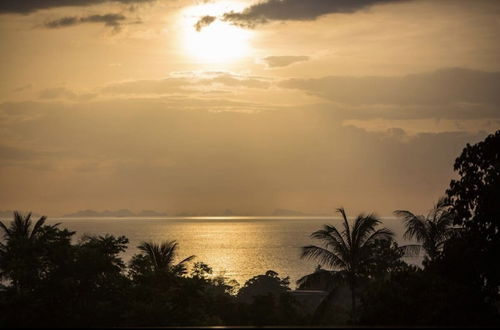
[45,216,418,288]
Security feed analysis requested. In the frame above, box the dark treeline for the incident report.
[0,131,499,327]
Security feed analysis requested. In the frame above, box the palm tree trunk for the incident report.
[350,279,357,324]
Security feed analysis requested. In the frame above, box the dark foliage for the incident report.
[300,208,394,322]
[447,130,500,236]
[359,131,500,326]
[0,218,304,327]
[446,130,500,298]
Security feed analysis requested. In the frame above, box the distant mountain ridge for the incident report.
[174,209,327,217]
[63,209,168,217]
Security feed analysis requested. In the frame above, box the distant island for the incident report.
[174,209,328,217]
[63,209,168,217]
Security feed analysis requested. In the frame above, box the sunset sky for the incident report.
[0,0,499,216]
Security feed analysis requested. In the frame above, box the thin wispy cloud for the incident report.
[44,14,127,29]
[262,56,310,68]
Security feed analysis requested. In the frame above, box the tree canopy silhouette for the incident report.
[394,197,456,261]
[301,208,394,322]
[447,130,500,240]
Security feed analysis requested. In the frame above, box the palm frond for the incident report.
[171,254,195,276]
[311,226,350,261]
[398,244,422,257]
[138,240,193,275]
[0,220,11,238]
[160,240,177,267]
[395,197,456,260]
[336,207,352,249]
[394,210,427,242]
[138,241,159,269]
[361,227,394,248]
[352,214,383,249]
[30,215,47,240]
[301,245,347,269]
[177,254,195,266]
[313,225,349,249]
[435,196,451,210]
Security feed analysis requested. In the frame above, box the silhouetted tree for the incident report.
[359,260,500,326]
[445,130,500,303]
[298,239,406,325]
[238,270,290,303]
[0,212,133,327]
[0,211,49,242]
[0,211,73,291]
[297,265,338,292]
[394,197,456,261]
[447,130,500,237]
[301,208,394,322]
[129,240,195,279]
[359,132,500,326]
[236,270,303,326]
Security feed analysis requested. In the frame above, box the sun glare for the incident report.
[181,2,253,64]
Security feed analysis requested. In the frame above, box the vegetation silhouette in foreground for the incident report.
[134,240,195,276]
[300,208,394,322]
[394,197,456,262]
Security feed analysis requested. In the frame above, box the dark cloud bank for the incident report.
[282,68,500,107]
[0,0,154,14]
[196,0,408,29]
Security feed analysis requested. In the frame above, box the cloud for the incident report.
[33,68,500,122]
[102,78,188,95]
[220,0,407,28]
[12,84,32,93]
[44,13,127,29]
[35,68,500,121]
[281,68,500,107]
[0,144,56,171]
[208,73,272,89]
[39,87,96,100]
[194,15,216,32]
[0,0,154,14]
[0,99,492,216]
[102,72,271,95]
[261,56,309,68]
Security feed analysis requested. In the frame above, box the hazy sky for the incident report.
[0,0,499,216]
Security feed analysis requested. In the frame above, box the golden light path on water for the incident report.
[47,216,419,287]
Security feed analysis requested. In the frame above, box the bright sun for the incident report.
[181,2,253,64]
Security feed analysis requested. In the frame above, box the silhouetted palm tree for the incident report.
[137,240,195,276]
[394,197,455,261]
[0,211,60,289]
[301,208,394,322]
[0,211,49,242]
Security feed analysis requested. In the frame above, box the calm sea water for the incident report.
[46,216,417,288]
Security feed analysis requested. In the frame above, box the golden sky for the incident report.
[0,0,499,216]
